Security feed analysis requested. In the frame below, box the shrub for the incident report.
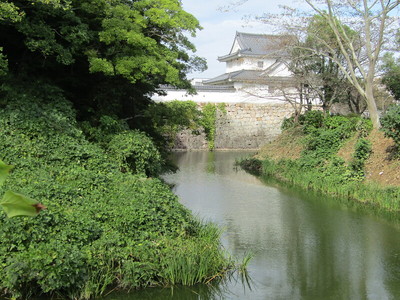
[108,130,163,176]
[347,138,372,181]
[353,138,372,162]
[143,101,225,150]
[0,91,231,298]
[381,104,400,151]
[303,110,325,133]
[200,103,226,150]
[80,115,129,146]
[281,116,296,130]
[143,100,203,149]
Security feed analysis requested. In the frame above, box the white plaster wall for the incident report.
[231,39,240,53]
[226,58,244,73]
[226,58,280,73]
[266,62,292,77]
[151,89,288,104]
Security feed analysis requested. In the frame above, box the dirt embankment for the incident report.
[364,130,400,187]
[258,128,400,187]
[256,127,304,161]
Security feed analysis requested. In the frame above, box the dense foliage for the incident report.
[381,105,400,154]
[0,2,234,298]
[108,130,163,176]
[282,111,372,182]
[382,53,400,101]
[243,112,400,212]
[143,101,226,150]
[0,90,231,298]
[142,100,203,149]
[200,103,226,150]
[0,0,206,125]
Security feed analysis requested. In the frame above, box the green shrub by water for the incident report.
[143,101,225,150]
[381,104,400,155]
[108,130,163,176]
[0,91,232,298]
[242,114,399,212]
[200,103,226,150]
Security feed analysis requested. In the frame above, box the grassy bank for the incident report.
[0,92,232,299]
[241,112,400,213]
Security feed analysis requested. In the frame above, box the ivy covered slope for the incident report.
[242,111,400,212]
[0,2,231,297]
[0,90,230,298]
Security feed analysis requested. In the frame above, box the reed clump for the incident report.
[160,223,232,286]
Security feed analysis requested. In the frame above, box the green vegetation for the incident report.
[382,53,400,101]
[241,112,400,212]
[143,100,203,149]
[143,101,226,150]
[0,89,232,299]
[381,105,400,154]
[0,1,233,298]
[0,159,47,218]
[200,103,226,150]
[0,0,205,129]
[108,130,163,177]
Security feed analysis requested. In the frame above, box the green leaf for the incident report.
[0,190,44,218]
[0,160,13,186]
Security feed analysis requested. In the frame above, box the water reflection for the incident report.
[109,151,400,300]
[165,151,400,300]
[105,284,219,300]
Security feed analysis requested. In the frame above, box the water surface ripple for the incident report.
[109,151,400,300]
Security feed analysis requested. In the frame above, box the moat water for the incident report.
[107,151,400,300]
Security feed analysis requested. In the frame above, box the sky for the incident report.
[180,0,303,78]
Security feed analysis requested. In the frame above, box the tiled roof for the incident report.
[204,70,267,85]
[158,84,236,92]
[218,32,293,61]
[204,69,294,85]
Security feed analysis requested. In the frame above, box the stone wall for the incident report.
[173,102,293,150]
[215,103,293,149]
[174,129,209,150]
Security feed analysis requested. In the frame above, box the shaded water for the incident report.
[108,151,400,300]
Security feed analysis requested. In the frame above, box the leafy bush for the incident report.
[299,115,370,171]
[0,91,231,299]
[245,114,382,205]
[108,130,163,176]
[280,111,321,132]
[281,114,306,130]
[142,100,202,149]
[346,138,373,181]
[303,110,325,133]
[200,103,226,150]
[143,101,225,150]
[281,116,296,130]
[381,104,400,152]
[353,138,372,162]
[80,115,129,146]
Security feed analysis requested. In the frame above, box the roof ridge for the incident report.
[236,32,287,37]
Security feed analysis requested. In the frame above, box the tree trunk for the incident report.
[365,81,381,129]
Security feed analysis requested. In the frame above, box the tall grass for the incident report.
[243,157,400,213]
[80,264,115,299]
[160,223,233,286]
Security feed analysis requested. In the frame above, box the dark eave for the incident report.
[204,69,294,86]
